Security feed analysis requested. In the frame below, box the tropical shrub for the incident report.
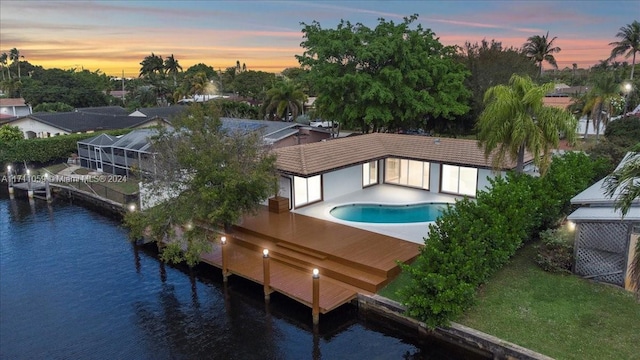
[535,227,574,273]
[0,130,130,166]
[399,151,606,329]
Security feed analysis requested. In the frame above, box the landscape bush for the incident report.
[535,227,574,273]
[0,130,130,166]
[399,152,606,329]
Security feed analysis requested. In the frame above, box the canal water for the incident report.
[0,194,481,359]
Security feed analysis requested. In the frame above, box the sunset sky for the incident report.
[1,0,638,78]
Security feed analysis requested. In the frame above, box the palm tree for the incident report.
[0,53,8,80]
[477,74,577,175]
[264,80,306,122]
[582,72,620,141]
[164,54,183,87]
[603,145,640,293]
[610,20,640,81]
[523,32,561,78]
[9,48,20,79]
[139,53,164,78]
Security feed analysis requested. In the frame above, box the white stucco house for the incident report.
[0,98,32,120]
[2,106,179,139]
[271,133,532,211]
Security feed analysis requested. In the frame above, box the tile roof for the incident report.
[133,106,187,120]
[25,112,161,133]
[274,133,530,176]
[75,106,129,116]
[0,98,28,107]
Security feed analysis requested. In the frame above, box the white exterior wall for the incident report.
[0,105,31,118]
[477,168,501,192]
[10,118,68,138]
[322,165,363,201]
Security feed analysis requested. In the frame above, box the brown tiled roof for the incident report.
[274,133,530,176]
[543,96,572,109]
[0,98,27,106]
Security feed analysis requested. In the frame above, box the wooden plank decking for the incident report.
[199,206,422,314]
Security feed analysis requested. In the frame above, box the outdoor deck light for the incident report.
[312,268,319,279]
[567,221,576,232]
[221,236,227,245]
[128,203,136,212]
[263,249,269,258]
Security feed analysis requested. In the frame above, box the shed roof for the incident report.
[274,133,530,176]
[567,206,640,221]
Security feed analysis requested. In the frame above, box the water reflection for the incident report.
[0,194,484,360]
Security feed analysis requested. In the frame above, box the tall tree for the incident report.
[456,39,537,129]
[523,31,561,77]
[139,53,165,78]
[610,20,640,81]
[164,54,183,87]
[230,70,276,100]
[124,102,278,266]
[582,71,621,141]
[297,15,469,133]
[264,80,306,121]
[0,52,8,80]
[9,48,21,79]
[477,74,577,175]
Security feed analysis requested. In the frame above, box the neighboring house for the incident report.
[272,133,533,210]
[80,118,332,176]
[3,105,181,139]
[0,98,32,121]
[568,153,640,289]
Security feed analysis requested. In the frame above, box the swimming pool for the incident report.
[329,203,448,223]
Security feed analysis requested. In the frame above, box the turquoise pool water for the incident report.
[330,203,447,223]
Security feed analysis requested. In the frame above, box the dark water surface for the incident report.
[0,194,480,360]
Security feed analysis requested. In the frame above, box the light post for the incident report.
[312,268,320,325]
[7,165,14,196]
[221,236,229,282]
[44,173,51,202]
[26,169,33,199]
[263,249,272,301]
[623,82,633,116]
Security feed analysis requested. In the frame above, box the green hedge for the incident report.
[0,130,131,165]
[399,152,607,329]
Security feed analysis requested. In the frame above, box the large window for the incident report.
[362,161,378,187]
[293,175,322,207]
[441,164,477,196]
[384,158,430,190]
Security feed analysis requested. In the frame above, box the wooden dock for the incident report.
[199,206,422,314]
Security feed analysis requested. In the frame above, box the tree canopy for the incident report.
[477,74,577,175]
[456,39,538,130]
[523,31,561,77]
[0,125,23,142]
[125,102,278,266]
[296,14,470,133]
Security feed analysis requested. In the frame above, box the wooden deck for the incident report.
[199,206,422,314]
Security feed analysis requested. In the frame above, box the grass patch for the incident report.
[378,264,412,300]
[458,243,640,360]
[379,243,640,359]
[73,168,90,175]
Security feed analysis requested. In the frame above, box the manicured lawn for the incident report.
[379,244,640,360]
[459,244,639,360]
